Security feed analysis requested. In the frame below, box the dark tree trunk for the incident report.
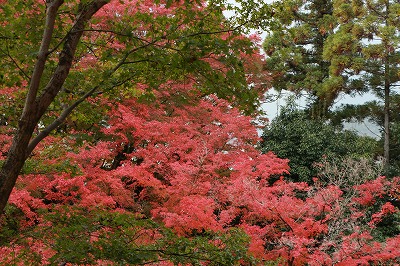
[0,0,109,215]
[383,1,390,171]
[0,128,35,214]
[384,71,390,170]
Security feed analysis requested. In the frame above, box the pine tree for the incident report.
[324,0,400,168]
[263,0,336,117]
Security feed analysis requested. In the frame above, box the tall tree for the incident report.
[0,0,274,214]
[262,0,337,117]
[324,0,400,168]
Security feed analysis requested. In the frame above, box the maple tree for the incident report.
[1,0,400,265]
[1,87,400,264]
[0,0,273,214]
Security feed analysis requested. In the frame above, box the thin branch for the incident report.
[366,1,385,18]
[183,23,245,38]
[73,28,132,37]
[108,39,161,74]
[1,46,31,80]
[362,120,381,138]
[47,32,69,56]
[27,85,99,154]
[81,41,99,59]
[274,208,295,233]
[120,59,153,65]
[27,73,134,154]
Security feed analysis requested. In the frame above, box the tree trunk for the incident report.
[383,0,390,172]
[384,76,390,171]
[0,0,109,215]
[0,126,36,214]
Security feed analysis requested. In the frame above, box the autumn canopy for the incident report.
[0,0,399,265]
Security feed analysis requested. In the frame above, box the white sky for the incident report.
[261,90,381,138]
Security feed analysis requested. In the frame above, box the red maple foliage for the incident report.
[2,85,399,264]
[0,0,399,265]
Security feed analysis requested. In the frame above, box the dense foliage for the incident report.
[261,107,378,182]
[0,0,272,213]
[1,94,400,265]
[323,0,400,166]
[0,0,399,265]
[262,0,400,168]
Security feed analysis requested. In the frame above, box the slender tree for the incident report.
[0,0,110,216]
[324,0,400,168]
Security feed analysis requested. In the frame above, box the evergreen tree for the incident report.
[324,0,400,168]
[263,0,337,117]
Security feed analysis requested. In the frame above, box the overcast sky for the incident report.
[260,90,381,138]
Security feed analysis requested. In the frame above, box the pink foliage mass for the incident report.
[0,1,399,265]
[4,88,400,264]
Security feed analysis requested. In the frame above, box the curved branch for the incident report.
[1,46,31,80]
[27,85,99,154]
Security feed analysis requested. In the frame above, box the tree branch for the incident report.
[1,46,31,80]
[23,0,64,115]
[35,0,110,121]
[27,85,99,154]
